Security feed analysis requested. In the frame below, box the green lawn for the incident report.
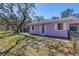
[0,30,79,56]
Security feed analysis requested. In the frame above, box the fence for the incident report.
[69,31,79,53]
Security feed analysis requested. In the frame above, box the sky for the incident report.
[35,3,79,19]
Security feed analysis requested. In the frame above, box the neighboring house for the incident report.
[29,17,79,39]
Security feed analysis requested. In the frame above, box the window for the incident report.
[57,23,63,30]
[32,25,34,30]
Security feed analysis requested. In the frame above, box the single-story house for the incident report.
[29,17,79,39]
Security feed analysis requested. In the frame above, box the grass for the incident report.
[0,30,79,56]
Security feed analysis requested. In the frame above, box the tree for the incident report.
[72,13,79,18]
[34,16,45,22]
[0,3,35,34]
[0,19,6,25]
[52,16,59,19]
[0,18,8,30]
[61,9,74,18]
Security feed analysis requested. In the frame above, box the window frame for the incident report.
[57,23,63,31]
[40,24,47,35]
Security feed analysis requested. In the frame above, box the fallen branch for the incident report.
[0,33,37,56]
[0,37,26,56]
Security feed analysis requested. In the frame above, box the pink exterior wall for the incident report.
[30,22,69,38]
[29,19,79,38]
[46,23,68,38]
[30,24,40,34]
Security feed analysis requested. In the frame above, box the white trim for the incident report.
[45,25,47,35]
[63,22,67,30]
[40,25,47,35]
[54,22,64,31]
[55,22,67,31]
[30,25,32,33]
[39,26,41,34]
[54,23,57,30]
[30,25,35,33]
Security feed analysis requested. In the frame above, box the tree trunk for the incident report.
[15,16,27,33]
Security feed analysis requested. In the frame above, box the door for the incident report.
[40,25,46,35]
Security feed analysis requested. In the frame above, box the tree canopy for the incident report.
[34,16,45,22]
[61,9,74,18]
[52,16,59,19]
[60,8,79,18]
[0,3,36,33]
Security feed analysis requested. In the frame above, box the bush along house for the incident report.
[29,17,79,39]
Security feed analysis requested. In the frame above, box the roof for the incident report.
[28,17,79,25]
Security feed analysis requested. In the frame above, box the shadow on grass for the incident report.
[0,33,15,39]
[0,33,78,56]
[0,33,37,56]
[0,37,26,56]
[18,33,37,40]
